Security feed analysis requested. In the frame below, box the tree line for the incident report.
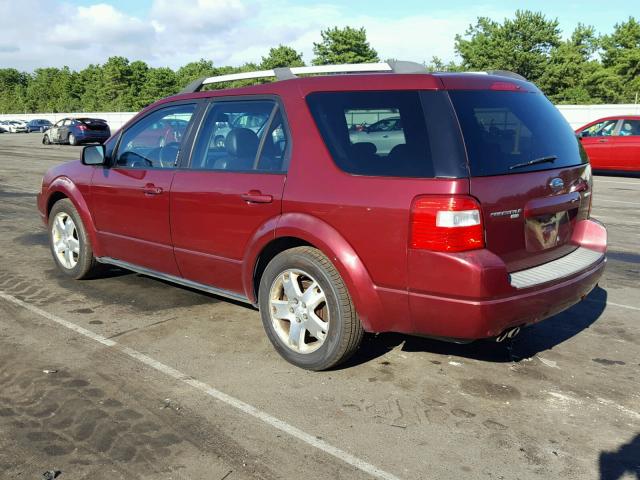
[0,11,638,114]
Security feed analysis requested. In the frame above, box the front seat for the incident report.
[213,128,259,170]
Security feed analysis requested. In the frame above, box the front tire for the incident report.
[42,135,50,145]
[258,247,364,370]
[48,199,102,279]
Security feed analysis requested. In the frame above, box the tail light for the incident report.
[77,124,87,131]
[580,164,593,218]
[410,195,485,252]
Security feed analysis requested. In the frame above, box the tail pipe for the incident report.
[495,326,521,343]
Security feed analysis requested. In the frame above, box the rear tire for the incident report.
[48,199,102,280]
[258,247,364,370]
[68,133,77,146]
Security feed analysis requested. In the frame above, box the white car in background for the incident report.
[3,120,28,133]
[349,116,405,154]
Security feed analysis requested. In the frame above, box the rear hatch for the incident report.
[78,118,110,132]
[448,87,592,272]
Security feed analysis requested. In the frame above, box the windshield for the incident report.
[449,91,587,176]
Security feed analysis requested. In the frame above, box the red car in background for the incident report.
[576,116,640,173]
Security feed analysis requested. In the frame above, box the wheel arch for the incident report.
[244,213,384,332]
[45,178,104,257]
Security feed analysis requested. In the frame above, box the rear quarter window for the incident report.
[306,90,466,178]
[449,91,587,176]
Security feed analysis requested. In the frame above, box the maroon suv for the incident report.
[37,62,607,370]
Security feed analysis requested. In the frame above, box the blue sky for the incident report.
[0,0,635,71]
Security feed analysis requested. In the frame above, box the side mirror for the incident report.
[81,144,106,166]
[578,131,588,138]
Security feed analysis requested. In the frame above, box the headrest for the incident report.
[351,142,377,157]
[225,128,259,158]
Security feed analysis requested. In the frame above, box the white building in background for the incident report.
[1,104,640,133]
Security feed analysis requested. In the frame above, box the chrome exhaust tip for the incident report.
[496,326,521,343]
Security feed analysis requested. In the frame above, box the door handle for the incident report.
[598,138,609,143]
[142,184,163,195]
[241,190,273,204]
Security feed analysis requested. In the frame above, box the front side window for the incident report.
[114,104,196,169]
[190,100,289,172]
[583,119,618,137]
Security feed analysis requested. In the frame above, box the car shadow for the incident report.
[599,433,640,479]
[341,286,608,369]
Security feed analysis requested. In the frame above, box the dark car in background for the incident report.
[27,119,53,133]
[43,118,110,146]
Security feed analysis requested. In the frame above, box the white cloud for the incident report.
[48,4,155,53]
[0,0,511,72]
[150,0,249,33]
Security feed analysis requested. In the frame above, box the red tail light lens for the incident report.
[77,124,87,131]
[490,81,521,91]
[410,195,485,252]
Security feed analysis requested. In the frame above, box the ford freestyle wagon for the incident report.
[37,61,607,370]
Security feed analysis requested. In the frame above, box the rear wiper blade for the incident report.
[509,155,558,170]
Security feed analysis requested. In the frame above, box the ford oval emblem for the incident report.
[549,178,564,191]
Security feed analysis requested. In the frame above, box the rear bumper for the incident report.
[76,132,110,143]
[407,218,607,339]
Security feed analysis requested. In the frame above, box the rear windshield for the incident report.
[449,91,587,176]
[306,91,466,178]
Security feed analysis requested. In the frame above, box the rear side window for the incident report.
[190,100,289,173]
[449,91,587,176]
[620,119,640,136]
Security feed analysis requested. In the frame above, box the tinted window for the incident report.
[115,104,195,169]
[449,91,587,176]
[308,91,433,177]
[190,100,289,172]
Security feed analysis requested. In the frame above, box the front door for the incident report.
[49,119,65,143]
[170,99,289,295]
[91,103,198,275]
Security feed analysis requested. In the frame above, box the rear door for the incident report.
[170,98,288,295]
[449,90,592,272]
[91,103,198,275]
[578,118,619,169]
[615,119,640,171]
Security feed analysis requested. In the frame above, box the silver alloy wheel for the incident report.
[51,212,80,269]
[269,269,329,354]
[69,134,76,145]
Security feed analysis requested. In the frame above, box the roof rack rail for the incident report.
[180,60,426,93]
